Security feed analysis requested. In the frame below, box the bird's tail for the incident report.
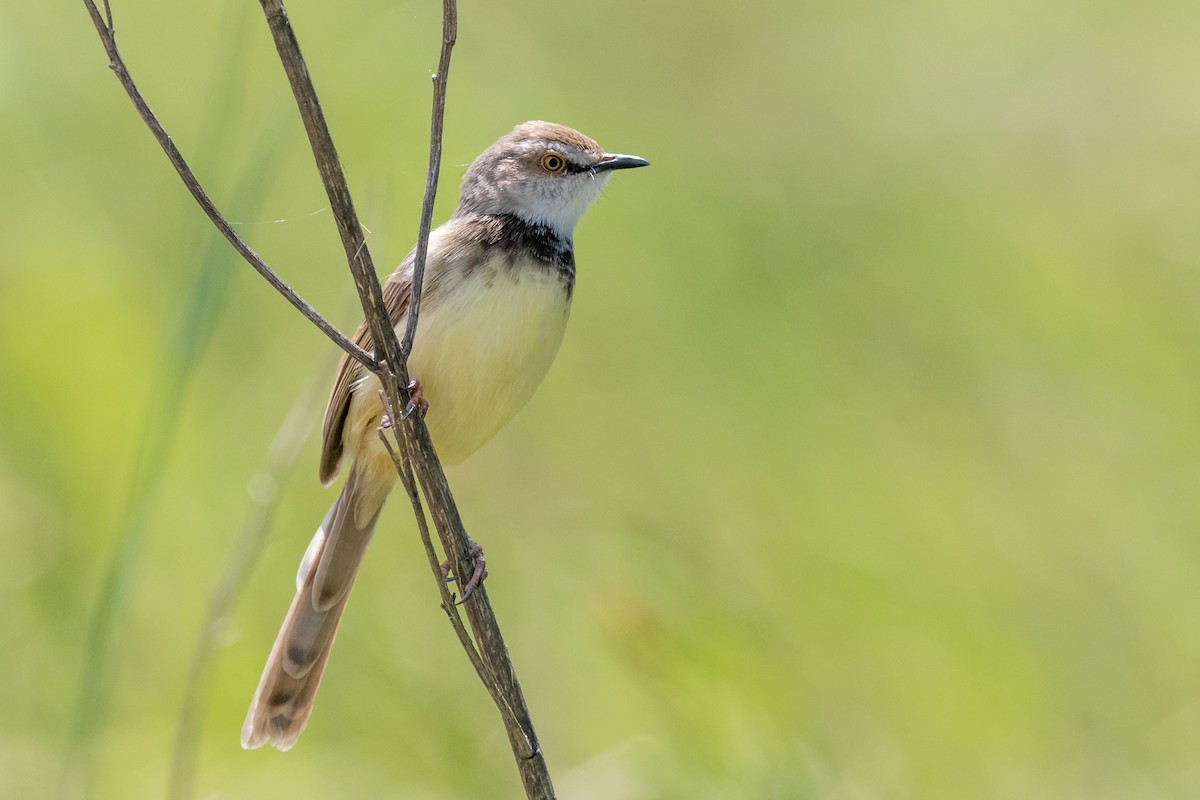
[241,463,386,750]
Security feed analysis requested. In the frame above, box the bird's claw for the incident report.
[440,538,487,604]
[401,378,429,421]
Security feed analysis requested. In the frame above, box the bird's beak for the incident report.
[592,153,650,173]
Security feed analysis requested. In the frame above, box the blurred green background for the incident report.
[4,0,1200,797]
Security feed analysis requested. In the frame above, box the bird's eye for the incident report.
[540,153,566,173]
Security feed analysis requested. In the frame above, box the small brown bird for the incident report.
[241,121,648,750]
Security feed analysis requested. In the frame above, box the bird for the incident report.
[241,121,648,750]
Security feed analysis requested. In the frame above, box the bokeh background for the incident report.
[4,0,1200,797]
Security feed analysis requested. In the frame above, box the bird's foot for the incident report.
[440,538,488,603]
[402,378,428,421]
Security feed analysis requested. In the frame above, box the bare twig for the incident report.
[377,396,528,746]
[257,0,404,385]
[80,0,373,371]
[376,411,484,678]
[401,0,457,358]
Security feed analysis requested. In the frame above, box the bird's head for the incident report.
[456,120,649,236]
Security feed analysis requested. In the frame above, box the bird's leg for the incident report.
[440,537,488,603]
[401,378,428,421]
[378,378,426,429]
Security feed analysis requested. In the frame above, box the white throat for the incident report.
[513,172,610,237]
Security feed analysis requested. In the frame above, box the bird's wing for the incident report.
[318,267,412,486]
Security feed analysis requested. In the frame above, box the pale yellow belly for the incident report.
[350,263,572,467]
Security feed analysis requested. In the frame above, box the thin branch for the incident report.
[257,0,406,392]
[80,0,374,371]
[376,412,485,679]
[377,398,528,745]
[400,0,457,358]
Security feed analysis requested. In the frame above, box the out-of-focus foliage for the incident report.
[4,0,1200,797]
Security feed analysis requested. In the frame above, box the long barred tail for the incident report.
[241,465,384,750]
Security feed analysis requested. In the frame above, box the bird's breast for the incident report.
[401,256,573,464]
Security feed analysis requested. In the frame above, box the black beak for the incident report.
[592,153,650,173]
